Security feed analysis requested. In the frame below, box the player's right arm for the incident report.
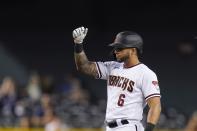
[74,51,98,77]
[72,27,99,78]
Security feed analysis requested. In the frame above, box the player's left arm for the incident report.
[145,96,161,131]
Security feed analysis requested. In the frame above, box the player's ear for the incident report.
[130,48,137,55]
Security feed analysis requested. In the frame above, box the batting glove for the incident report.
[73,26,88,44]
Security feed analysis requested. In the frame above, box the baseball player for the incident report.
[72,26,161,131]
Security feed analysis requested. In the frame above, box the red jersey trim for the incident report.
[145,93,161,101]
[95,62,102,79]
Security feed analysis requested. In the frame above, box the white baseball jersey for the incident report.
[95,61,161,121]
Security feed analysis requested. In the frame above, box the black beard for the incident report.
[116,55,129,62]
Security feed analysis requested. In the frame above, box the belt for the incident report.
[107,119,129,128]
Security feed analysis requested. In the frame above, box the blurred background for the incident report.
[0,0,197,131]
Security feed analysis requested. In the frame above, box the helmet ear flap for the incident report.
[136,48,143,59]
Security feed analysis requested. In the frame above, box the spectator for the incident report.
[26,72,42,102]
[18,116,30,128]
[184,111,197,131]
[41,74,55,94]
[43,107,68,131]
[0,76,18,126]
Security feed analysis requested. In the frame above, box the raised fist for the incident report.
[72,26,88,44]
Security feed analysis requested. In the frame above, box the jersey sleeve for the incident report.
[141,71,161,101]
[94,61,114,80]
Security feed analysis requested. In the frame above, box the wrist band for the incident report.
[145,123,155,131]
[74,44,84,53]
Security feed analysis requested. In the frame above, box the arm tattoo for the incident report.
[74,51,99,77]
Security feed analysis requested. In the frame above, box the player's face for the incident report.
[114,48,131,62]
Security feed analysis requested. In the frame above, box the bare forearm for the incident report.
[147,103,161,124]
[145,97,161,131]
[74,51,98,77]
[74,51,89,70]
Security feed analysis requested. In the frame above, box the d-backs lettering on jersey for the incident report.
[108,75,134,93]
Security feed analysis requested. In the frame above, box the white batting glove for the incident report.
[72,26,88,44]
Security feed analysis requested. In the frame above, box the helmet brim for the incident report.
[108,42,136,49]
[108,42,124,48]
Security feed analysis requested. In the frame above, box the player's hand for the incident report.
[72,26,88,44]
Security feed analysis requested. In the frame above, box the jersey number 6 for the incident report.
[117,94,125,106]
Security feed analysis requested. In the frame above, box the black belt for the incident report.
[107,119,129,128]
